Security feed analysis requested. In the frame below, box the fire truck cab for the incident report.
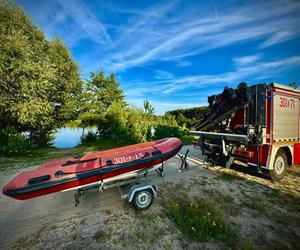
[190,82,300,181]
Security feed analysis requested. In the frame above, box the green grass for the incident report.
[160,190,235,246]
[180,135,196,145]
[166,199,229,242]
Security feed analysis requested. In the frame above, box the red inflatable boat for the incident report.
[3,137,182,200]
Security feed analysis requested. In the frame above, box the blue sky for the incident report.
[17,0,300,114]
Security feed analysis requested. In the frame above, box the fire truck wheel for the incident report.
[270,149,287,181]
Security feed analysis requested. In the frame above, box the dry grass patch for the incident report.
[288,165,300,177]
[216,171,245,181]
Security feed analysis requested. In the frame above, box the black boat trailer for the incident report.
[73,150,189,210]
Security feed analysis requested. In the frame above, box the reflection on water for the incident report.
[53,127,95,148]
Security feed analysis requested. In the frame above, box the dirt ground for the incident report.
[0,146,299,249]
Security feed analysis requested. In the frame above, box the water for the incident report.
[53,127,94,148]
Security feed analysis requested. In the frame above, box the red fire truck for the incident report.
[190,82,300,180]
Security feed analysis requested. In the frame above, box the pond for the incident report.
[53,127,94,148]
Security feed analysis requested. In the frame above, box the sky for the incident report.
[16,0,300,114]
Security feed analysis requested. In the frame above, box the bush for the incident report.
[153,125,183,140]
[81,131,97,143]
[94,102,154,144]
[28,130,54,147]
[181,135,196,145]
[0,127,30,156]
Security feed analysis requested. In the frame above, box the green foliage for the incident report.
[166,106,208,120]
[152,113,185,140]
[81,131,97,143]
[126,106,152,143]
[177,113,186,125]
[161,192,233,245]
[83,71,125,114]
[143,100,155,116]
[153,125,183,140]
[78,71,126,135]
[101,101,130,142]
[166,106,208,129]
[168,202,224,241]
[156,113,179,127]
[47,38,82,122]
[96,102,153,144]
[0,127,30,156]
[180,135,196,145]
[78,75,157,143]
[0,0,81,145]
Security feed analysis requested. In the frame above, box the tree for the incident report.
[177,113,186,126]
[143,100,155,116]
[78,71,126,134]
[0,1,81,145]
[47,38,82,122]
[85,71,125,112]
[127,106,153,142]
[103,101,130,142]
[166,106,208,120]
[165,106,208,129]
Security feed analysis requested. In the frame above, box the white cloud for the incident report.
[122,54,300,114]
[106,1,300,72]
[37,0,300,75]
[154,70,173,80]
[124,55,300,97]
[260,30,297,48]
[56,0,113,46]
[233,54,262,67]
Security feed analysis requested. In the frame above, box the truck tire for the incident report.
[133,189,154,210]
[270,149,288,181]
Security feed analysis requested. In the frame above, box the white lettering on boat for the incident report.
[113,152,144,164]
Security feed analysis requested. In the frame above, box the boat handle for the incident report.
[28,175,51,185]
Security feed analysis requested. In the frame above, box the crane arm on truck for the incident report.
[195,82,251,131]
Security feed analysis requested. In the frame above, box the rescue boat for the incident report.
[2,137,182,200]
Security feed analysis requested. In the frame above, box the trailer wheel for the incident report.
[133,189,154,210]
[270,149,288,181]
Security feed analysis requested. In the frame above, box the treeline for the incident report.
[166,107,208,128]
[0,1,201,156]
